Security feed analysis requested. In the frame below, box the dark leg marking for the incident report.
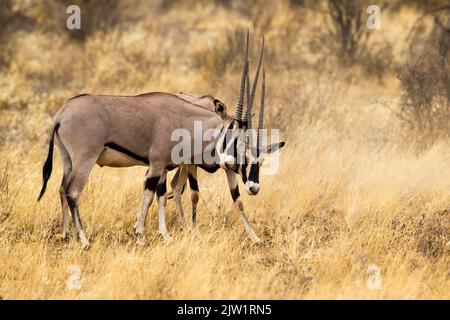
[156,178,167,197]
[66,195,77,209]
[67,196,84,230]
[188,174,199,192]
[145,176,160,191]
[230,187,240,202]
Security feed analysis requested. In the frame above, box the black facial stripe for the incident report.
[230,187,240,202]
[231,139,238,158]
[248,163,259,183]
[223,124,235,157]
[156,178,167,197]
[240,161,248,183]
[188,174,199,192]
[222,132,228,153]
[104,142,149,164]
[145,176,160,191]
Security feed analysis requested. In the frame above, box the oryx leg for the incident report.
[156,170,172,243]
[226,170,262,243]
[135,166,169,243]
[56,136,72,240]
[64,157,98,250]
[59,177,70,241]
[187,165,199,227]
[170,165,188,227]
[135,168,158,238]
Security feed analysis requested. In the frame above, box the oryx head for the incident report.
[218,31,286,195]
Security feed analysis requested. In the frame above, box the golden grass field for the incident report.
[0,1,449,299]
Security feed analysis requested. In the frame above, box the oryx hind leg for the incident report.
[226,170,262,244]
[171,165,188,227]
[187,165,199,227]
[55,134,72,240]
[64,155,98,250]
[59,177,69,241]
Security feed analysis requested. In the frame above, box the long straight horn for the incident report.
[245,67,257,156]
[235,30,250,121]
[257,68,265,155]
[249,36,264,109]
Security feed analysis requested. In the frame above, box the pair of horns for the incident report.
[235,31,266,154]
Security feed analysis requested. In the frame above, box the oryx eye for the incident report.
[214,100,226,117]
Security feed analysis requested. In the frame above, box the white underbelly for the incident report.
[97,147,147,167]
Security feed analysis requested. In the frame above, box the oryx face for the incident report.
[220,128,286,195]
[241,140,286,195]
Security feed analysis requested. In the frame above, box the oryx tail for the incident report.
[38,122,60,201]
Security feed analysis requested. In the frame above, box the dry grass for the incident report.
[0,1,449,299]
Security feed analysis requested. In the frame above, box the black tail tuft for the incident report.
[38,123,60,201]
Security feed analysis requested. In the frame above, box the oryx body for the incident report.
[39,92,230,248]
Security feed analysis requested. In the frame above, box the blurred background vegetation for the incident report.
[0,0,449,148]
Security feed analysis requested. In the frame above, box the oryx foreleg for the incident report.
[135,165,172,244]
[156,170,172,243]
[135,167,160,241]
[225,170,262,244]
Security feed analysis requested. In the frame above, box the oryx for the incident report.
[37,32,285,249]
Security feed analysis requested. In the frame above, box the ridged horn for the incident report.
[235,30,249,121]
[243,36,264,124]
[245,66,255,152]
[249,36,264,109]
[257,67,265,156]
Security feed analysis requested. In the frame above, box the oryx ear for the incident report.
[263,141,285,154]
[214,100,227,118]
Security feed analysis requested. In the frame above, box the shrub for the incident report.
[398,9,450,144]
[302,0,392,76]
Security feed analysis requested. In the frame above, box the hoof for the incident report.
[161,233,173,245]
[79,234,90,250]
[250,234,263,244]
[178,218,186,227]
[57,233,69,242]
[80,240,90,251]
[134,226,143,237]
[136,236,146,247]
